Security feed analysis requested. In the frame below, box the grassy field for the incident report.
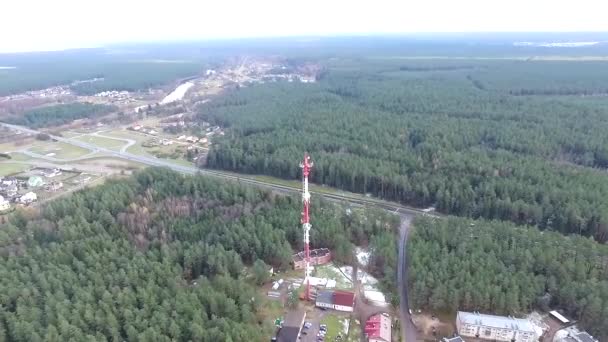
[6,152,33,161]
[29,141,91,159]
[74,135,127,151]
[59,131,84,138]
[346,319,361,342]
[0,162,29,177]
[258,299,284,337]
[103,130,152,156]
[0,139,35,153]
[321,314,349,340]
[103,129,198,167]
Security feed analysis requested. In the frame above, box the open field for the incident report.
[6,152,33,161]
[74,135,127,151]
[102,128,149,141]
[0,162,29,177]
[29,141,91,159]
[0,139,35,153]
[346,319,361,342]
[320,314,349,341]
[102,128,198,166]
[59,131,84,138]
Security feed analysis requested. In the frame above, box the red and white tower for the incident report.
[300,152,313,300]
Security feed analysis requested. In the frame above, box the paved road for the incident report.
[398,215,418,342]
[1,122,435,217]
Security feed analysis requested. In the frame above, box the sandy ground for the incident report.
[412,313,454,340]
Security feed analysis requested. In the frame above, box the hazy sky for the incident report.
[1,0,607,52]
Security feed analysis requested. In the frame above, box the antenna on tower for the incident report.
[300,152,313,301]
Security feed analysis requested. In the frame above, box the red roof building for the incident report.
[332,290,355,312]
[314,290,355,312]
[292,248,332,270]
[365,313,392,342]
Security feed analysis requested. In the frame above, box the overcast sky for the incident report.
[1,0,607,53]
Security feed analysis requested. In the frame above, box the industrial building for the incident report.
[457,311,538,342]
[364,313,392,342]
[292,247,331,270]
[315,290,355,312]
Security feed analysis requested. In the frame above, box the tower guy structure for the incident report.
[300,152,313,300]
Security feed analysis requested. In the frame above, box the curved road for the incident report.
[91,131,136,153]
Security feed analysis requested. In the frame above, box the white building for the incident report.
[457,311,538,342]
[19,192,37,204]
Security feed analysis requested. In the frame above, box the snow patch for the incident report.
[161,82,194,104]
[355,247,370,266]
[342,318,350,336]
[338,266,379,290]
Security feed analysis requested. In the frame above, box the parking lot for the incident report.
[299,308,349,342]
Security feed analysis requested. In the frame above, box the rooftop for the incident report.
[283,309,306,328]
[550,310,570,324]
[292,248,331,262]
[316,290,333,304]
[443,336,465,342]
[365,313,391,342]
[575,332,598,342]
[457,311,535,333]
[278,326,300,342]
[333,290,355,307]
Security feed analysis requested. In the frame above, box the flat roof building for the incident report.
[316,290,334,310]
[277,309,306,342]
[442,336,465,342]
[314,290,355,312]
[333,290,355,312]
[365,313,392,342]
[573,332,598,342]
[549,311,570,324]
[457,311,538,342]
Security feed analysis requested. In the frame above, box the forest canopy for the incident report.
[199,59,608,242]
[6,102,116,128]
[0,167,397,341]
[408,215,608,340]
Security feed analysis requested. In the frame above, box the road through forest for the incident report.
[2,122,424,341]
